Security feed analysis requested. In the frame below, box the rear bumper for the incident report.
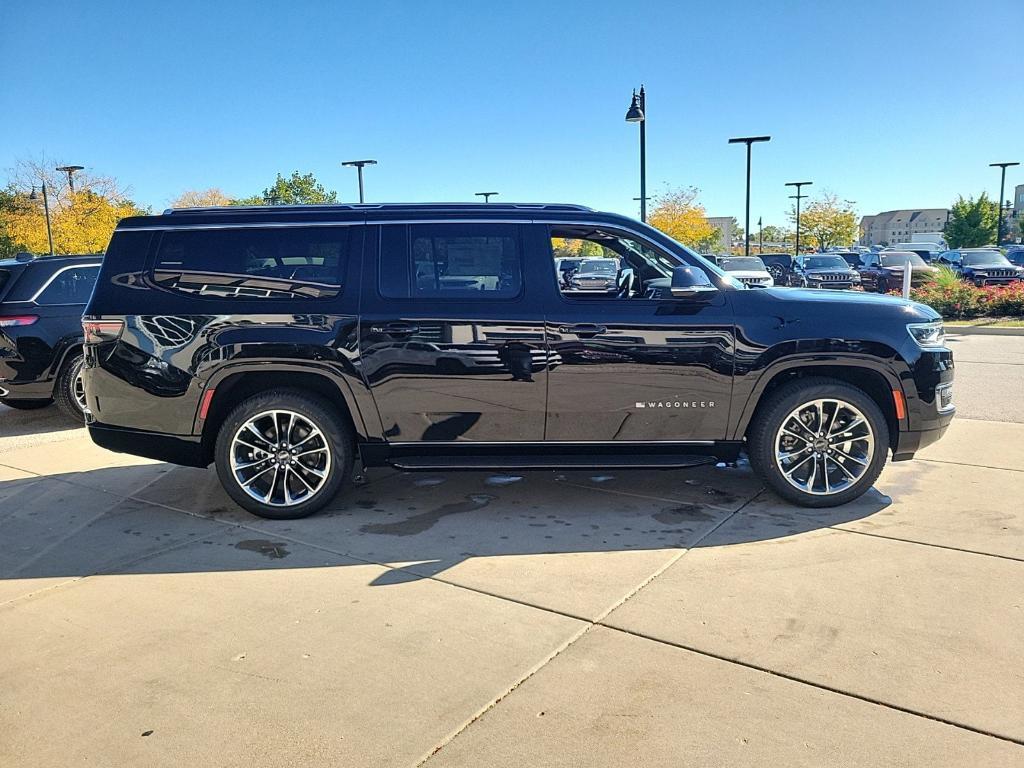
[88,422,208,467]
[0,379,54,400]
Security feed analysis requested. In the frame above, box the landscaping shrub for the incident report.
[907,276,1024,319]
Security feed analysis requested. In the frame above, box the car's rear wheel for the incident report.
[54,353,87,422]
[215,389,353,519]
[1,398,52,410]
[747,377,889,508]
[766,263,786,283]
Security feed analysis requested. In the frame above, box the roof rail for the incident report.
[162,202,594,215]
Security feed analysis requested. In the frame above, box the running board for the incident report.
[387,454,718,471]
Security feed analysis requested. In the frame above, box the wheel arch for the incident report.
[196,365,372,463]
[733,358,905,451]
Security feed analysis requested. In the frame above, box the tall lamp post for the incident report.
[785,181,813,254]
[56,165,84,192]
[990,162,1019,245]
[624,86,647,222]
[757,216,763,254]
[29,184,55,255]
[475,192,498,203]
[728,136,771,257]
[342,160,377,204]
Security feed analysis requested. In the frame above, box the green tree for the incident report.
[789,193,858,252]
[234,171,338,206]
[944,194,998,248]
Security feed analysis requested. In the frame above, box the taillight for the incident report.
[83,319,124,344]
[0,315,38,327]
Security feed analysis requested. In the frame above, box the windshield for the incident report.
[803,256,849,269]
[961,251,1010,267]
[577,259,617,275]
[718,257,766,271]
[881,253,927,267]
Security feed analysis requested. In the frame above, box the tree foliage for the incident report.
[789,193,858,252]
[170,187,233,208]
[944,194,998,248]
[234,171,338,206]
[647,186,719,251]
[0,157,145,257]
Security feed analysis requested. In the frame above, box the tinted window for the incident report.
[961,251,1009,266]
[153,227,349,299]
[36,265,99,305]
[379,223,522,299]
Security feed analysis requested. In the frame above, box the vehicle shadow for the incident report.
[0,403,83,439]
[0,457,895,594]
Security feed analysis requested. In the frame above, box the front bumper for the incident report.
[893,414,954,461]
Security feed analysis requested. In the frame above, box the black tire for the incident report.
[876,277,889,294]
[54,353,87,422]
[1,398,52,410]
[214,389,353,519]
[747,377,889,508]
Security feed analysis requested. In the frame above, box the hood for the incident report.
[762,286,940,322]
[726,270,772,279]
[804,266,858,275]
[961,262,1021,271]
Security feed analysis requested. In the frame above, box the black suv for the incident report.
[82,204,954,519]
[1,253,101,419]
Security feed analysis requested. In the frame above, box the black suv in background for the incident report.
[82,203,954,519]
[1,253,101,419]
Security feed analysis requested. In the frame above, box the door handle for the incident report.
[372,322,420,336]
[559,324,607,338]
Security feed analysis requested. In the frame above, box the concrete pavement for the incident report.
[1,334,1023,766]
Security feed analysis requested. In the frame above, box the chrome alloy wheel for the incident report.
[229,410,332,507]
[73,370,87,413]
[773,398,874,496]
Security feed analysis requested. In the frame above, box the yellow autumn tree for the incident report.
[647,186,719,251]
[170,187,233,208]
[789,193,858,252]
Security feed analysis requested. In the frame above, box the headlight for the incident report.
[907,321,945,349]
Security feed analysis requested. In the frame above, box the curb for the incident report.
[945,325,1024,336]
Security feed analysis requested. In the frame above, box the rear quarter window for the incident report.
[152,226,351,300]
[35,265,100,305]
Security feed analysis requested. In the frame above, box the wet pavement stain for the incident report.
[653,504,716,525]
[360,494,494,536]
[235,540,291,559]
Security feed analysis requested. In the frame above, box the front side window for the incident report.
[379,223,522,299]
[36,265,99,305]
[153,227,350,299]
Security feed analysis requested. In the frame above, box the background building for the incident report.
[1011,184,1023,241]
[705,217,733,254]
[859,209,949,246]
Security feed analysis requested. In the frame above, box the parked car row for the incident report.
[0,253,100,419]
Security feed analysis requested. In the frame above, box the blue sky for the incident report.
[1,0,1021,228]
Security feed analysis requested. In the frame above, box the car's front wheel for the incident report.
[747,377,889,507]
[214,390,353,519]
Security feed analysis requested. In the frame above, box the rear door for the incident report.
[358,221,548,443]
[540,224,735,442]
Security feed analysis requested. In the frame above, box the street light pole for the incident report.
[55,165,84,193]
[475,192,498,203]
[30,184,55,255]
[785,181,813,254]
[758,216,763,254]
[342,160,378,204]
[728,136,771,257]
[990,162,1019,245]
[625,86,647,222]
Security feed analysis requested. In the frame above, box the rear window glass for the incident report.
[153,227,350,299]
[36,265,99,305]
[379,223,522,299]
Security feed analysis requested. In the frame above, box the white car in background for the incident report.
[716,255,775,287]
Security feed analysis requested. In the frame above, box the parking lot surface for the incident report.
[1,334,1022,766]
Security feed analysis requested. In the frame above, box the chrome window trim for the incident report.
[27,263,101,304]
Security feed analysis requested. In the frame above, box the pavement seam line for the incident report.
[414,492,761,767]
[918,457,1024,473]
[556,478,741,512]
[827,525,1024,563]
[597,623,1024,748]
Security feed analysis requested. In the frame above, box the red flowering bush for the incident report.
[908,280,1024,319]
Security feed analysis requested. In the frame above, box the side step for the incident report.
[387,454,717,471]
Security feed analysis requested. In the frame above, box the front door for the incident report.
[542,224,735,442]
[358,222,547,443]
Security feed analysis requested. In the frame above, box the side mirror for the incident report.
[670,265,717,298]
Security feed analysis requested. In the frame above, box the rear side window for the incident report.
[36,265,100,305]
[153,226,350,300]
[379,223,522,299]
